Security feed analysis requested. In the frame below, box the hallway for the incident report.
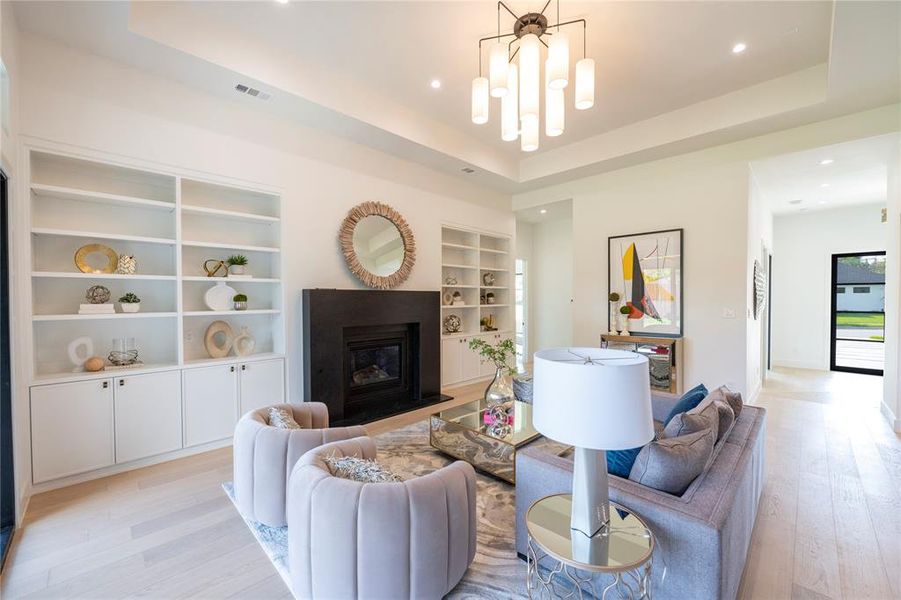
[739,368,900,599]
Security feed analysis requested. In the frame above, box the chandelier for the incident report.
[472,1,594,152]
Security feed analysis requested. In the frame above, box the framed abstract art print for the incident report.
[608,228,683,337]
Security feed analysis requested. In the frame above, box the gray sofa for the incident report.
[287,436,478,599]
[515,393,766,600]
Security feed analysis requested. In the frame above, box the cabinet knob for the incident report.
[241,364,246,371]
[230,366,235,372]
[119,379,125,386]
[102,381,109,389]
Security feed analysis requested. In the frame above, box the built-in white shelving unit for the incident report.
[24,145,288,490]
[27,148,285,381]
[440,225,514,386]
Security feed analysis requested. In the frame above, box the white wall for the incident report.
[514,106,901,397]
[746,175,774,399]
[529,212,573,351]
[883,138,901,430]
[771,204,887,371]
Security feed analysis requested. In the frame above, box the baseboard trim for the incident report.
[771,359,825,371]
[29,438,233,495]
[880,400,900,432]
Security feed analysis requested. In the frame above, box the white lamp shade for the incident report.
[532,347,653,450]
[501,63,519,141]
[546,31,569,90]
[471,77,489,124]
[519,33,540,123]
[520,115,539,152]
[575,58,595,110]
[545,62,564,137]
[489,43,509,98]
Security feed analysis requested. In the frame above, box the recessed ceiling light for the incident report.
[430,79,441,89]
[820,183,830,188]
[820,158,834,165]
[732,42,747,54]
[819,200,828,205]
[275,0,290,4]
[539,209,548,214]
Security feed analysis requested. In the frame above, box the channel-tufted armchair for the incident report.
[233,402,366,527]
[287,436,478,599]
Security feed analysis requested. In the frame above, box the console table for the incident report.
[600,334,683,395]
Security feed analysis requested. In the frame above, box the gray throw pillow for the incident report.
[268,407,301,429]
[708,385,743,418]
[324,455,403,483]
[663,395,719,441]
[712,400,735,442]
[629,428,715,495]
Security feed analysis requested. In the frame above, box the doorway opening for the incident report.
[514,258,528,369]
[1,169,13,569]
[830,251,885,375]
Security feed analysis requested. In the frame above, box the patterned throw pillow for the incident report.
[324,455,403,483]
[268,407,301,430]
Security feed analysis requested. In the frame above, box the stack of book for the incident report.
[78,303,115,315]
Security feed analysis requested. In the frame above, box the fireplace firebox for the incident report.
[303,289,448,425]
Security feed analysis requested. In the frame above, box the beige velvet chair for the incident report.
[233,402,366,527]
[287,436,477,600]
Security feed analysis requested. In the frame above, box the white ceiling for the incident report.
[10,1,901,191]
[751,133,897,214]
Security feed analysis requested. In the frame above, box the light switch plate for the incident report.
[722,307,736,319]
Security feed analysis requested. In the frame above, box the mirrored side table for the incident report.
[525,494,655,599]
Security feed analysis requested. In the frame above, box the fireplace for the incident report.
[303,289,448,425]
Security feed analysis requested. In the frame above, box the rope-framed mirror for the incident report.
[339,201,416,289]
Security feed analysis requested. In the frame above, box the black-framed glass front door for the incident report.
[830,251,886,376]
[0,169,13,570]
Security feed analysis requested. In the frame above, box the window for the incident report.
[836,287,845,293]
[852,286,870,294]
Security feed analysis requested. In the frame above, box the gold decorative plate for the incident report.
[74,243,118,274]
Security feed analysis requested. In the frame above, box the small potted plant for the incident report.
[119,292,141,313]
[608,291,621,334]
[618,304,632,335]
[227,255,248,277]
[233,293,248,311]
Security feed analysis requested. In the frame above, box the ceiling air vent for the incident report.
[234,83,271,101]
[788,199,802,205]
[461,167,476,174]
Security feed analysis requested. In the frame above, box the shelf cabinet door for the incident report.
[31,379,115,483]
[183,365,238,447]
[114,370,182,464]
[461,336,482,381]
[238,359,285,416]
[441,338,463,386]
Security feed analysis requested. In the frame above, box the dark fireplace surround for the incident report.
[303,289,448,426]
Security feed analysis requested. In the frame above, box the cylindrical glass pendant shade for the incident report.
[519,33,540,123]
[521,116,539,152]
[575,58,595,110]
[471,77,489,124]
[546,31,569,90]
[501,63,519,141]
[545,63,564,136]
[489,43,509,98]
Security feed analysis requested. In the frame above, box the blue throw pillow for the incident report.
[607,447,643,478]
[663,383,709,426]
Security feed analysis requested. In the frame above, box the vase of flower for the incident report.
[468,337,516,407]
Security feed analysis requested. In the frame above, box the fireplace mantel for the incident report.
[302,289,448,425]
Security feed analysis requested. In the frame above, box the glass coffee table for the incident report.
[429,399,539,483]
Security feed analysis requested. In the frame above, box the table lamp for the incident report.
[533,347,653,538]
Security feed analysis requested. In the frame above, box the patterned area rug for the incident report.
[224,419,570,598]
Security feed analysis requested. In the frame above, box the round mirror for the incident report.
[352,215,404,277]
[340,201,416,289]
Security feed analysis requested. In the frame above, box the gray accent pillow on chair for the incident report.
[628,428,715,495]
[663,395,719,440]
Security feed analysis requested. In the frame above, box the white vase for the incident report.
[617,315,630,335]
[120,302,140,313]
[229,265,246,276]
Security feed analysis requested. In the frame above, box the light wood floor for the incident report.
[2,372,899,599]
